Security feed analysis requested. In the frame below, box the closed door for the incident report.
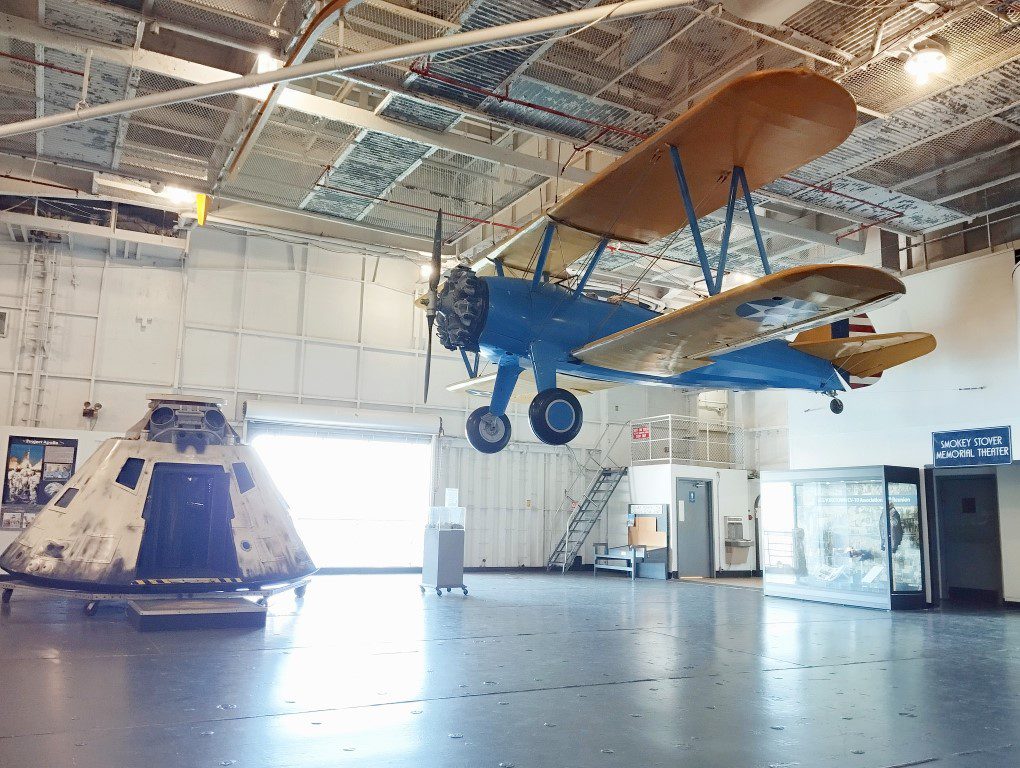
[675,479,713,577]
[936,475,1002,603]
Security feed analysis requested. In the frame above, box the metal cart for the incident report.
[420,505,467,596]
[0,574,310,616]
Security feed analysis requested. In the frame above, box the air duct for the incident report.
[722,0,814,27]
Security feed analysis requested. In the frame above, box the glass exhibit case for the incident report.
[760,466,925,609]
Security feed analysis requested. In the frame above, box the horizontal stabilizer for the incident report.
[448,369,618,403]
[572,264,905,377]
[790,331,936,382]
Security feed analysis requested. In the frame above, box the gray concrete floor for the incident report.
[1,573,1019,767]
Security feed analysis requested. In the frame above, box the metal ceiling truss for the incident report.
[0,0,1017,281]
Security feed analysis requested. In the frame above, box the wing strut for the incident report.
[531,221,557,289]
[668,145,773,296]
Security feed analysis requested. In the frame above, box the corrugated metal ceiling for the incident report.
[0,0,1017,285]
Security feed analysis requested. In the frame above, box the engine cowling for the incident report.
[436,266,488,352]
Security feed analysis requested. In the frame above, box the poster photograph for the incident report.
[1,436,78,531]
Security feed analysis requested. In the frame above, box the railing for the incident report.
[629,413,745,468]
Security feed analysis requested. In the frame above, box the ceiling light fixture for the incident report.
[904,38,949,86]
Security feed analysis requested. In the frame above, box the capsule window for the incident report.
[115,457,145,490]
[54,487,78,508]
[233,462,255,494]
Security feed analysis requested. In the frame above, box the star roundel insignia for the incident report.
[735,297,821,329]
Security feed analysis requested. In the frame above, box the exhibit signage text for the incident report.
[932,426,1012,468]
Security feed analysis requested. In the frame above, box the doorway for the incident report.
[251,431,433,568]
[136,463,240,579]
[935,474,1002,604]
[675,478,713,577]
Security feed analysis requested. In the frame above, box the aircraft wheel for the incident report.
[830,398,844,415]
[529,388,583,445]
[466,407,511,453]
[294,584,307,599]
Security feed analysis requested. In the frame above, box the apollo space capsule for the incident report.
[0,394,315,591]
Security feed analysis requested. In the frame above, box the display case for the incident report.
[760,466,925,610]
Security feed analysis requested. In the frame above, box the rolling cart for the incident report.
[420,505,467,596]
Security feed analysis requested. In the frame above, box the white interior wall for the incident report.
[755,244,1020,601]
[629,463,755,573]
[0,227,704,569]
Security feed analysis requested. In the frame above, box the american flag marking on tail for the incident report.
[833,313,883,389]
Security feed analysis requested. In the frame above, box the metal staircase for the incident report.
[546,467,627,572]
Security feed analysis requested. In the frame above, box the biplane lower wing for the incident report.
[572,264,906,377]
[791,331,937,380]
[449,369,619,403]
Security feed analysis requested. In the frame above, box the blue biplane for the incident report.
[418,70,935,454]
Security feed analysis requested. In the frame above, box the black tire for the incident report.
[529,388,583,445]
[1,588,12,605]
[466,407,512,453]
[830,398,844,415]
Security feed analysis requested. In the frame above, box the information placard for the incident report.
[932,426,1012,468]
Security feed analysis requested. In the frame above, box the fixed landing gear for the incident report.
[529,388,583,445]
[829,397,844,415]
[466,407,512,453]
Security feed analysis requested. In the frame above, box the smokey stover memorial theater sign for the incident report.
[932,426,1012,468]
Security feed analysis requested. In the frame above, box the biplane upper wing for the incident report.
[448,369,619,402]
[471,68,857,281]
[549,68,857,245]
[572,265,905,377]
[790,332,937,379]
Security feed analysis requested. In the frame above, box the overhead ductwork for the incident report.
[722,0,814,27]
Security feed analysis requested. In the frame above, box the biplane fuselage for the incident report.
[476,276,842,393]
[422,69,936,453]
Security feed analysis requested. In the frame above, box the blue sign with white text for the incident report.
[932,426,1012,468]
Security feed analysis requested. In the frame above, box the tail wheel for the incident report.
[830,398,844,414]
[529,388,583,445]
[466,407,512,454]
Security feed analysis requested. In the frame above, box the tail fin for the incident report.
[792,313,935,388]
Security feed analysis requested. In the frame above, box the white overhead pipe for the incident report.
[0,0,697,139]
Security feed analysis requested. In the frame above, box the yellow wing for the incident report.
[474,215,604,279]
[790,332,936,378]
[572,264,905,377]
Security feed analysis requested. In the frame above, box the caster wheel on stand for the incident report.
[462,588,469,596]
[83,601,98,617]
[257,597,268,607]
[446,588,451,593]
[294,584,307,599]
[436,588,443,597]
[1,588,12,605]
[419,586,426,595]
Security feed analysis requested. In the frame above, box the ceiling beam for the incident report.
[0,210,188,252]
[0,10,595,184]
